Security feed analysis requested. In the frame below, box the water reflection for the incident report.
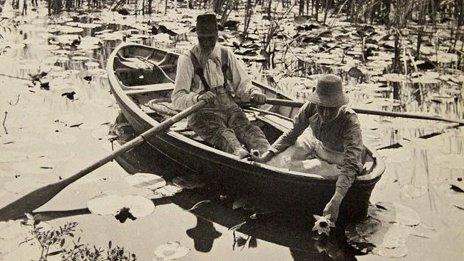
[2,6,462,260]
[111,114,358,260]
[186,217,222,253]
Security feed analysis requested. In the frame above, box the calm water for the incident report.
[0,2,463,260]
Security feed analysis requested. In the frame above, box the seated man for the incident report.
[256,75,364,223]
[171,13,271,158]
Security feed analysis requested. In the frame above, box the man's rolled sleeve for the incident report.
[171,55,198,110]
[271,102,312,153]
[335,114,364,197]
[225,48,259,99]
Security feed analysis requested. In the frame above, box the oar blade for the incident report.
[0,181,68,221]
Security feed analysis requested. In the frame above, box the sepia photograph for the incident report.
[0,0,463,260]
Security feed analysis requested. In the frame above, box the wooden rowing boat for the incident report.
[106,43,385,222]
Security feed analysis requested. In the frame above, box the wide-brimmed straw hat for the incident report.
[196,13,218,37]
[307,74,349,107]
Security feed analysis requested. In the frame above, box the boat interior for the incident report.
[112,46,376,176]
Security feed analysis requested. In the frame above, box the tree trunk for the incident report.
[393,32,401,100]
[298,0,304,16]
[415,1,426,59]
[323,0,330,24]
[315,0,319,21]
[243,0,253,36]
[147,0,152,13]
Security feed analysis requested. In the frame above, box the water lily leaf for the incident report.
[87,194,155,219]
[450,181,464,193]
[429,52,458,63]
[380,73,408,83]
[75,23,102,29]
[376,147,412,163]
[373,245,408,258]
[153,241,189,260]
[400,202,420,222]
[84,61,100,69]
[87,194,122,215]
[71,55,90,61]
[401,185,427,199]
[171,176,204,189]
[124,173,166,190]
[411,77,441,84]
[155,185,182,197]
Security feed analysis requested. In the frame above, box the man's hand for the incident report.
[323,193,343,223]
[251,150,274,163]
[197,91,216,104]
[250,92,267,105]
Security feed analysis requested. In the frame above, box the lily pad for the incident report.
[376,202,421,226]
[377,147,412,163]
[87,194,155,219]
[430,52,458,63]
[153,241,189,260]
[71,56,90,61]
[154,185,182,197]
[84,61,100,69]
[373,244,408,258]
[124,173,166,190]
[401,185,427,199]
[411,75,441,84]
[380,73,408,83]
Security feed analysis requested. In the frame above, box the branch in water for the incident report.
[2,111,7,134]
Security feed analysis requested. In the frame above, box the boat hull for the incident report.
[107,43,385,222]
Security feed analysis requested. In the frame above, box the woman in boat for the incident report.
[171,13,271,158]
[255,75,364,223]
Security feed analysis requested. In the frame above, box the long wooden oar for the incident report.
[265,98,464,125]
[0,100,206,221]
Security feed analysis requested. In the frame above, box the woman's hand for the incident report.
[251,150,275,163]
[323,192,344,223]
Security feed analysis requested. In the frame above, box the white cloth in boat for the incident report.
[267,129,343,179]
[171,45,261,110]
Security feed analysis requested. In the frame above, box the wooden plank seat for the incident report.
[124,82,175,95]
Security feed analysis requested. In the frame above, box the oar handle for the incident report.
[0,100,206,221]
[265,98,464,125]
[265,98,304,108]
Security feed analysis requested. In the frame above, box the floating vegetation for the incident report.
[153,241,190,260]
[87,194,155,221]
[0,0,463,259]
[124,173,167,191]
[346,202,423,258]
